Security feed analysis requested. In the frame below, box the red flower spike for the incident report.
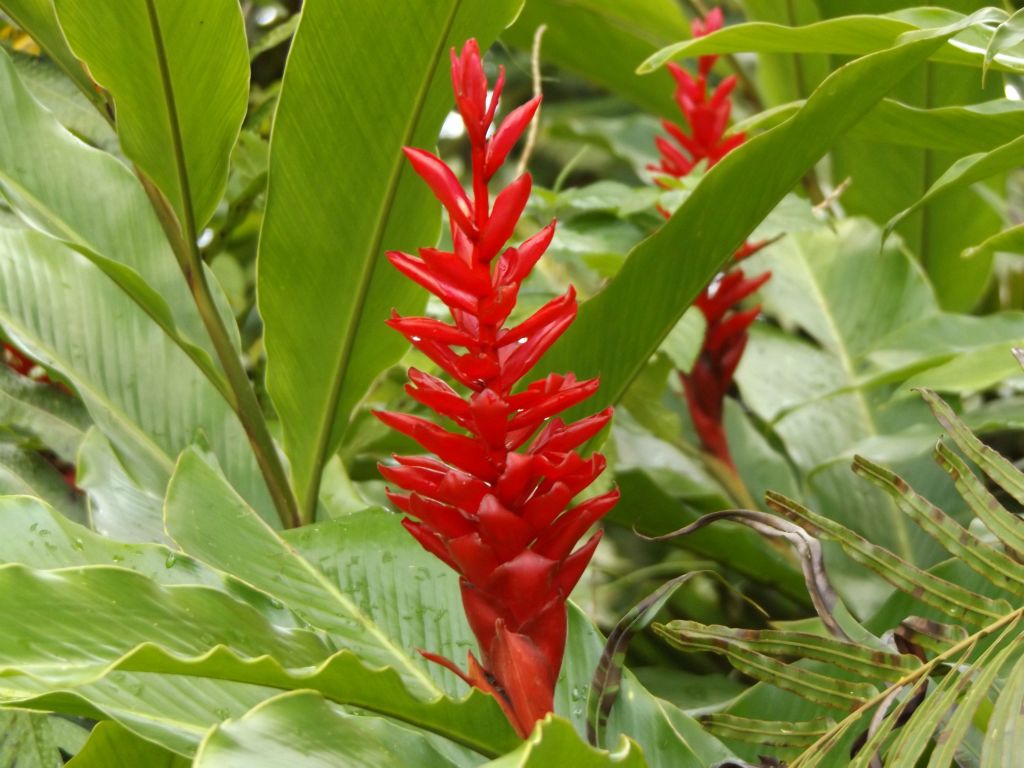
[650,7,772,468]
[377,39,616,739]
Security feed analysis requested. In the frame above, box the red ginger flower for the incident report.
[649,8,745,181]
[650,7,771,469]
[375,39,619,738]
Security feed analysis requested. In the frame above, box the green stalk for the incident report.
[136,0,299,528]
[141,176,301,529]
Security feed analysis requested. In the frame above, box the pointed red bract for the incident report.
[378,39,616,739]
[650,7,772,468]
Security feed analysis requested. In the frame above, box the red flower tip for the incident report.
[380,39,616,738]
[650,7,775,467]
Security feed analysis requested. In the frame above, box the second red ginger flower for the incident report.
[375,40,618,738]
[650,7,771,470]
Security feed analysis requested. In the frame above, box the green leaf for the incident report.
[76,428,166,544]
[8,52,117,151]
[53,0,249,229]
[984,8,1024,81]
[933,438,1024,558]
[639,9,1014,73]
[0,565,330,678]
[0,710,79,768]
[193,690,479,768]
[164,448,443,697]
[852,454,1024,594]
[0,365,89,459]
[921,387,1024,507]
[654,622,876,712]
[657,620,918,683]
[886,134,1024,238]
[0,47,215,357]
[504,0,690,119]
[0,229,273,525]
[0,0,99,106]
[66,721,189,768]
[258,0,523,518]
[963,222,1024,260]
[766,490,1012,628]
[701,713,828,751]
[484,716,645,768]
[982,650,1024,767]
[537,23,965,419]
[735,97,1024,155]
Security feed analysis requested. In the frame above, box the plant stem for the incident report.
[141,176,301,529]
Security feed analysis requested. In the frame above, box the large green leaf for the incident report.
[0,229,273,524]
[0,0,98,106]
[193,691,478,768]
[537,25,973,417]
[53,0,249,229]
[504,0,689,119]
[258,0,523,519]
[0,48,214,356]
[164,448,444,697]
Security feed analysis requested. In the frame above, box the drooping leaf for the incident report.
[885,134,1024,238]
[53,0,249,230]
[587,574,701,749]
[258,0,524,518]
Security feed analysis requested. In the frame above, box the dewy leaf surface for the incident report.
[53,0,249,229]
[258,0,523,517]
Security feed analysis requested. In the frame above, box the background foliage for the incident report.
[0,0,1023,765]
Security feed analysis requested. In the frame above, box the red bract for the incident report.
[376,39,618,738]
[650,7,772,469]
